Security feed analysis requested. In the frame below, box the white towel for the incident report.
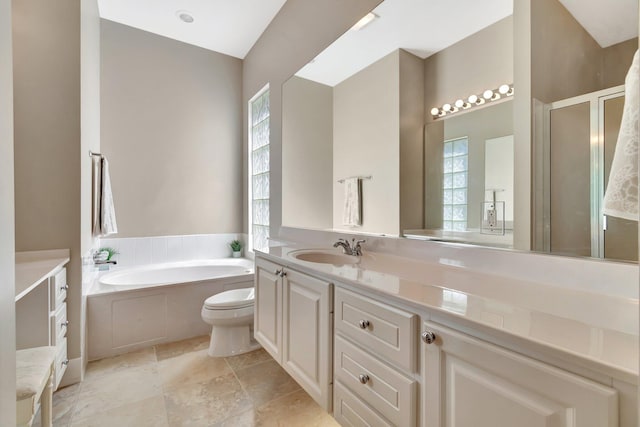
[603,50,639,221]
[342,177,362,226]
[99,157,118,236]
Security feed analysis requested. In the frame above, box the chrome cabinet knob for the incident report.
[274,269,282,276]
[280,270,287,278]
[61,285,69,291]
[61,359,69,366]
[61,321,70,328]
[358,319,370,329]
[421,330,437,344]
[358,374,370,384]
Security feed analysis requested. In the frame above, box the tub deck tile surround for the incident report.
[33,336,338,427]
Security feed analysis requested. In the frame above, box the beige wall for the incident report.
[101,20,243,237]
[243,0,383,236]
[531,0,605,104]
[333,51,400,235]
[81,0,101,255]
[0,0,15,422]
[13,0,84,368]
[424,16,513,125]
[602,38,638,88]
[399,50,425,232]
[80,0,101,375]
[513,0,532,250]
[282,76,333,229]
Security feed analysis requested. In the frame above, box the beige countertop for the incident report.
[15,249,70,301]
[258,244,639,384]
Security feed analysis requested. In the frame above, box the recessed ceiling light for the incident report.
[351,12,378,31]
[176,10,194,24]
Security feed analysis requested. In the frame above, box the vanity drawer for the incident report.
[54,337,68,390]
[50,303,68,346]
[51,268,68,309]
[335,287,417,372]
[334,381,393,427]
[335,335,417,427]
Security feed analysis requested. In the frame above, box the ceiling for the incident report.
[97,0,287,59]
[295,0,514,87]
[559,0,638,48]
[295,0,639,87]
[97,0,638,72]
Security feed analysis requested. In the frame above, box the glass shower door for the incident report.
[541,85,637,261]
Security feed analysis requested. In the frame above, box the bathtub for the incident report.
[87,259,255,360]
[96,259,254,289]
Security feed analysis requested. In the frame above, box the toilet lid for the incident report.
[204,288,255,309]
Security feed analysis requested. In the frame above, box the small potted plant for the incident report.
[230,240,243,258]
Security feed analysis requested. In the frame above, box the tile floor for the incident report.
[35,336,339,427]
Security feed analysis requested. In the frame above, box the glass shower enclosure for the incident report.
[534,85,638,262]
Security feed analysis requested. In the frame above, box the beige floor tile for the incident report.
[73,363,162,420]
[164,373,253,427]
[256,390,339,427]
[155,336,209,362]
[70,395,169,427]
[158,349,231,390]
[211,408,258,427]
[225,348,272,372]
[33,383,81,427]
[85,347,157,379]
[233,360,301,408]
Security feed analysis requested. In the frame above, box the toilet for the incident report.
[201,287,260,357]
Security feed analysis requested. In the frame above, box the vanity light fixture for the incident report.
[351,12,379,31]
[176,10,195,24]
[432,83,514,119]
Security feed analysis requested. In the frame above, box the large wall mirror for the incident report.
[282,0,639,263]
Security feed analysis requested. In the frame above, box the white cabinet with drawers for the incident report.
[49,267,69,389]
[15,251,71,391]
[334,287,419,426]
[256,252,636,427]
[254,256,334,410]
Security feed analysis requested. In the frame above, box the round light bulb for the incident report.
[430,107,440,116]
[443,103,452,112]
[499,84,510,95]
[468,95,478,104]
[455,99,464,108]
[483,90,494,100]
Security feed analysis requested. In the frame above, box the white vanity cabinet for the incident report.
[333,287,419,427]
[50,267,70,389]
[254,256,334,411]
[421,322,619,427]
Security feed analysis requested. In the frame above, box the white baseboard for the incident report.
[58,357,82,389]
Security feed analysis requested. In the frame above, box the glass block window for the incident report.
[443,137,468,231]
[249,86,270,252]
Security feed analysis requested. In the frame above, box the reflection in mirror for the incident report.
[405,100,515,248]
[281,0,638,262]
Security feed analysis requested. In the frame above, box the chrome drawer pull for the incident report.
[61,359,69,366]
[61,321,70,328]
[421,330,436,344]
[358,319,370,329]
[358,374,370,384]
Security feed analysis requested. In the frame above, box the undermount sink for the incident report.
[289,249,360,265]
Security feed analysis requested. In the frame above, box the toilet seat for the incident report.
[204,288,254,310]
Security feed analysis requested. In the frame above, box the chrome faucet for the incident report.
[333,238,366,256]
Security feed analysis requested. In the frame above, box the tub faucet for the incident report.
[333,238,366,256]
